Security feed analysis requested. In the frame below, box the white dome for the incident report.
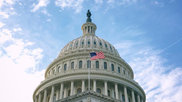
[59,35,120,57]
[33,11,146,102]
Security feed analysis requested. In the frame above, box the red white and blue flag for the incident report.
[90,51,105,60]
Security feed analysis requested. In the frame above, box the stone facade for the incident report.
[33,11,146,102]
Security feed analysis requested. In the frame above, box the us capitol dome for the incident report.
[33,10,146,102]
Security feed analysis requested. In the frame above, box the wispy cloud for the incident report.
[0,22,5,28]
[115,41,182,102]
[55,0,84,13]
[0,26,44,102]
[31,0,50,12]
[0,0,14,8]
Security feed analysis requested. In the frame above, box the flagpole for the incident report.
[88,62,90,91]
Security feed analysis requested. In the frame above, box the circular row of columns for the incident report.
[34,80,144,102]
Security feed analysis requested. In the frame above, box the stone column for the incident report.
[43,89,47,102]
[56,90,59,100]
[38,93,42,102]
[49,86,55,102]
[59,83,64,99]
[104,81,108,96]
[82,80,85,92]
[64,88,67,98]
[119,91,123,101]
[91,60,94,69]
[35,96,38,102]
[115,83,119,99]
[101,59,104,69]
[124,86,129,102]
[71,81,74,95]
[141,98,143,102]
[83,59,86,68]
[132,90,136,102]
[137,94,141,102]
[67,61,70,70]
[93,80,96,92]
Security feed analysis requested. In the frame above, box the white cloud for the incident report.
[41,9,51,16]
[0,0,14,8]
[0,11,9,18]
[13,27,22,32]
[0,21,5,28]
[116,41,182,102]
[32,0,50,12]
[55,0,84,13]
[152,1,164,7]
[95,0,103,4]
[0,27,44,102]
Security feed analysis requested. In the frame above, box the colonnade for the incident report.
[34,80,144,102]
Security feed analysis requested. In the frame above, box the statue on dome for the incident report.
[86,10,92,22]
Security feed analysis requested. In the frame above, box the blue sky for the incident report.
[0,0,182,102]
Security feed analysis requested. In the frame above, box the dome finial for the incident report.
[86,9,92,22]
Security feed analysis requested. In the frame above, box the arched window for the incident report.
[71,62,74,69]
[69,43,72,48]
[100,42,102,47]
[77,88,81,94]
[118,67,120,73]
[75,42,78,48]
[79,61,82,69]
[57,66,61,72]
[123,69,125,75]
[110,46,112,51]
[87,60,91,68]
[96,61,99,69]
[105,44,108,49]
[111,64,114,71]
[96,88,101,93]
[88,40,90,47]
[94,41,96,47]
[64,64,67,71]
[104,62,107,69]
[81,41,84,47]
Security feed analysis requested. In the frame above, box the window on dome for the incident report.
[71,62,74,69]
[77,88,81,94]
[88,26,90,33]
[104,62,107,69]
[87,60,91,68]
[96,61,99,69]
[111,64,114,71]
[96,88,101,94]
[88,40,90,47]
[82,41,84,47]
[94,41,96,47]
[123,69,125,75]
[100,42,102,48]
[53,68,56,74]
[64,64,67,71]
[118,67,121,73]
[105,44,108,49]
[57,66,61,72]
[70,43,72,48]
[91,26,93,33]
[79,61,82,69]
[76,42,78,48]
[110,46,112,51]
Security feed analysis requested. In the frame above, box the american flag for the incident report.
[90,51,105,60]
